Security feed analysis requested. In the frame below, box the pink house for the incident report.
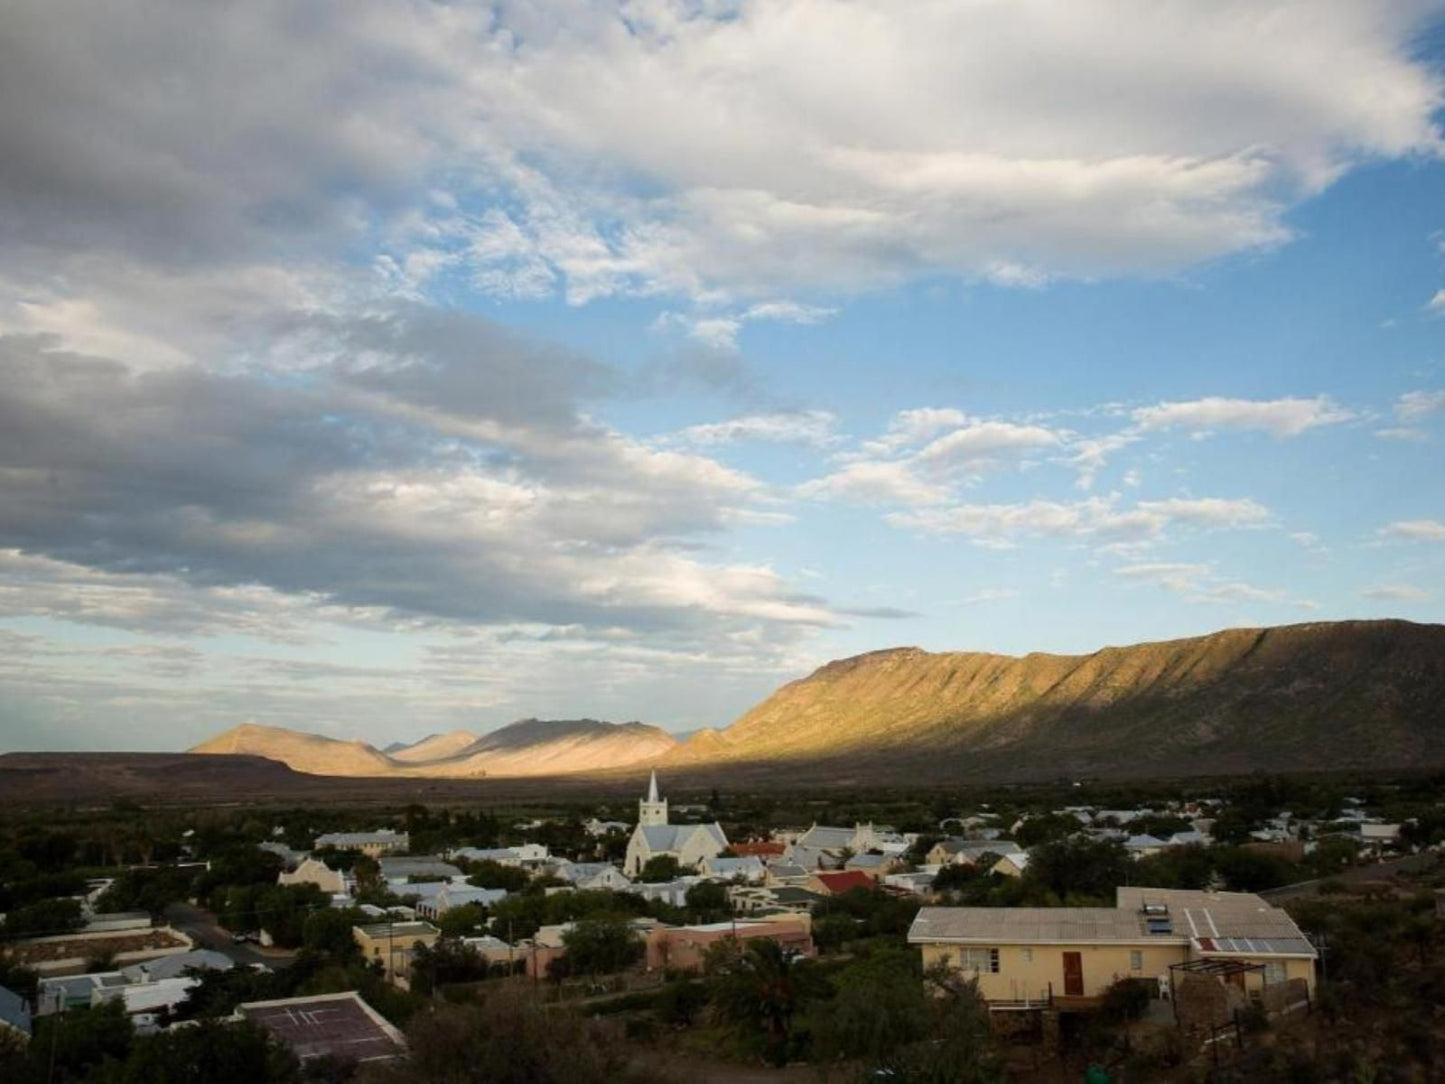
[645,915,815,972]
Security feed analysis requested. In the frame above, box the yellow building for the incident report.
[352,921,440,987]
[910,887,1315,1009]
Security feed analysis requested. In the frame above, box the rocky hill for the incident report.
[661,619,1445,780]
[410,719,678,778]
[387,730,479,763]
[191,723,397,777]
[188,718,674,779]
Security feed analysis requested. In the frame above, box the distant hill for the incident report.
[191,723,397,777]
[401,719,677,778]
[183,620,1445,785]
[188,718,674,779]
[388,730,479,764]
[661,619,1445,781]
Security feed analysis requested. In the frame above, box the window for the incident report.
[1264,960,1286,985]
[961,948,999,974]
[1021,948,1033,963]
[1130,951,1143,971]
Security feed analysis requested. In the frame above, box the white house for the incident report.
[414,885,507,920]
[700,855,766,883]
[278,857,353,897]
[624,773,728,876]
[548,860,633,892]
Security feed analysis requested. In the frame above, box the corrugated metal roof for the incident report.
[909,907,1170,943]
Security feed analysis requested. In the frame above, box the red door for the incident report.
[1062,952,1084,997]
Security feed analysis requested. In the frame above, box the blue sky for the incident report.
[0,1,1443,751]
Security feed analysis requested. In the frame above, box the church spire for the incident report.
[647,770,659,803]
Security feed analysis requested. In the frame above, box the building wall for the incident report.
[918,941,1188,1003]
[645,917,814,972]
[919,940,1315,1003]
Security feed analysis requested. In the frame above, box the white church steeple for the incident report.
[639,771,668,826]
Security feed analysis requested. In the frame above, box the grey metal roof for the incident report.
[122,949,234,983]
[910,907,1169,944]
[0,985,31,1037]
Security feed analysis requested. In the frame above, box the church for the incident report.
[624,772,729,877]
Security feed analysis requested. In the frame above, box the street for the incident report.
[164,901,297,969]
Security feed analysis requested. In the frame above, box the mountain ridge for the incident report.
[187,620,1445,783]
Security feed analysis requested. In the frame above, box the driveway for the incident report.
[164,901,296,969]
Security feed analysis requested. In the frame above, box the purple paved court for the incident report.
[240,993,405,1063]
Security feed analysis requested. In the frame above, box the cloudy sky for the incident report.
[2,1,1444,752]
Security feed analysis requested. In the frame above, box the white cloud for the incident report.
[1396,389,1445,421]
[798,460,951,507]
[952,588,1021,606]
[1114,562,1212,592]
[915,421,1064,468]
[1360,584,1432,602]
[1375,427,1430,442]
[1426,289,1445,314]
[885,493,1272,546]
[674,410,839,448]
[1378,519,1445,542]
[1133,497,1272,529]
[653,300,837,348]
[861,408,970,455]
[1132,396,1354,438]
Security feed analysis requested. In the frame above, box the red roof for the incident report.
[811,870,874,894]
[728,840,785,857]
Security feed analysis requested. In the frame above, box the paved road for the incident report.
[164,901,296,969]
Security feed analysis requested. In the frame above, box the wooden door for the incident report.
[1062,951,1084,997]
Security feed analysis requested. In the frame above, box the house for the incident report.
[378,857,463,886]
[352,921,441,987]
[259,841,307,868]
[844,852,899,879]
[806,870,875,896]
[313,830,409,857]
[700,855,766,883]
[548,861,633,891]
[990,852,1030,878]
[584,818,630,837]
[450,844,550,866]
[764,862,811,887]
[645,914,815,972]
[929,840,1024,867]
[628,878,695,907]
[238,991,406,1066]
[728,840,786,859]
[461,935,518,969]
[0,985,32,1045]
[278,857,352,897]
[119,949,233,984]
[1124,835,1167,859]
[414,885,507,920]
[623,773,729,876]
[1359,823,1402,851]
[884,871,938,896]
[909,887,1316,1009]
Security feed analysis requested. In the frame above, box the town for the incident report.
[2,770,1443,1081]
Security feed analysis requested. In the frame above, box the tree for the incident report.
[809,945,927,1063]
[25,999,134,1083]
[94,1019,300,1084]
[464,861,529,893]
[2,897,83,938]
[870,964,1003,1083]
[367,994,628,1084]
[410,940,488,996]
[1024,838,1129,901]
[684,881,729,922]
[638,855,682,883]
[302,908,366,958]
[561,916,642,978]
[705,937,827,1065]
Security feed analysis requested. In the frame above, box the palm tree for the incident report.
[705,937,826,1065]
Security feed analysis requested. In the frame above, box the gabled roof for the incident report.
[812,870,874,894]
[638,822,727,852]
[798,825,855,850]
[909,907,1161,944]
[121,948,234,983]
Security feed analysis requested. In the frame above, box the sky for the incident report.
[1,0,1444,753]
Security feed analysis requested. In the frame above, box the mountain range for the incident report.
[187,620,1445,783]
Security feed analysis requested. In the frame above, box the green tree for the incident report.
[638,855,682,883]
[93,1019,300,1084]
[561,916,643,977]
[464,861,529,892]
[705,937,828,1065]
[684,881,730,922]
[810,945,927,1063]
[1024,838,1129,901]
